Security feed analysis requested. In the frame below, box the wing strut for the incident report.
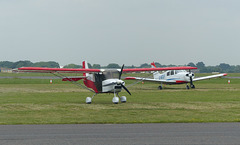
[51,72,95,93]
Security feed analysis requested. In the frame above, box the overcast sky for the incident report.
[1,0,240,66]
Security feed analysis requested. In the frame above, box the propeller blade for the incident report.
[189,69,193,86]
[190,76,193,85]
[119,64,124,80]
[121,84,131,95]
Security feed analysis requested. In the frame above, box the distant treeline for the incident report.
[0,60,239,73]
[0,61,60,69]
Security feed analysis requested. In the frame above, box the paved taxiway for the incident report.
[1,123,240,145]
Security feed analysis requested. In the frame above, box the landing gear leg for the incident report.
[116,93,127,103]
[112,92,119,104]
[158,83,163,90]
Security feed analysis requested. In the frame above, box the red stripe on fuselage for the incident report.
[175,80,188,84]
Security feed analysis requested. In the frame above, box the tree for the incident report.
[234,65,240,73]
[12,60,33,68]
[188,62,196,67]
[63,64,81,68]
[140,63,150,68]
[125,65,136,68]
[154,62,162,67]
[201,66,221,73]
[107,63,120,68]
[196,62,205,69]
[87,63,92,68]
[33,61,59,68]
[219,63,231,72]
[0,61,14,68]
[92,64,101,69]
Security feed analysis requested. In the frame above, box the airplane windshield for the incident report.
[103,70,120,79]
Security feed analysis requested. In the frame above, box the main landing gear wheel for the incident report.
[186,85,190,90]
[191,84,195,89]
[86,97,92,104]
[158,86,163,90]
[112,96,119,104]
[120,96,127,103]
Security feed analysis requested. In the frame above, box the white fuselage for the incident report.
[154,70,194,84]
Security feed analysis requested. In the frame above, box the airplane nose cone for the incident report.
[116,80,124,85]
[186,73,194,77]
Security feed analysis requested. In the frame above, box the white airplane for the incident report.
[17,61,197,104]
[125,62,227,90]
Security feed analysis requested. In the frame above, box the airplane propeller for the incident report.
[121,83,131,95]
[188,70,195,88]
[119,64,124,80]
[119,64,131,95]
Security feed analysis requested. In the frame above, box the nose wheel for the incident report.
[120,96,127,103]
[158,85,163,90]
[190,84,195,89]
[186,84,195,89]
[112,96,119,104]
[112,93,127,104]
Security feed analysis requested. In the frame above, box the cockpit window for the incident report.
[167,71,170,76]
[103,70,120,79]
[175,70,187,74]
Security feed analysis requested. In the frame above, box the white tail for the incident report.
[83,61,89,77]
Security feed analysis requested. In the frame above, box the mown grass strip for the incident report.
[0,76,240,124]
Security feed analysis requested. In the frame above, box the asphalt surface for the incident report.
[1,123,240,145]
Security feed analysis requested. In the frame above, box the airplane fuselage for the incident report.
[154,70,195,84]
[84,70,124,94]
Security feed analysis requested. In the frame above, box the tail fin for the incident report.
[82,61,88,77]
[151,62,157,68]
[151,62,161,79]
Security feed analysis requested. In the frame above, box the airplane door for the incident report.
[94,73,105,92]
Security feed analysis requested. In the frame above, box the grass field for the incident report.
[0,73,240,124]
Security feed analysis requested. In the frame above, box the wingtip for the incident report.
[124,77,136,80]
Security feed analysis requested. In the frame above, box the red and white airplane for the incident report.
[17,61,199,104]
[125,62,227,90]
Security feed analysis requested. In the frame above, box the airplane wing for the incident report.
[123,66,197,72]
[126,73,228,83]
[193,73,227,81]
[17,66,197,73]
[17,67,101,73]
